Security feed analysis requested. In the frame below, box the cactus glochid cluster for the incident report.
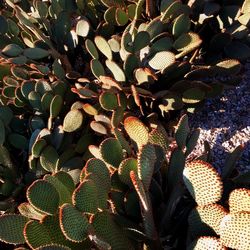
[0,0,249,249]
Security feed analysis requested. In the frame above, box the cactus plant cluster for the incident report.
[0,0,249,249]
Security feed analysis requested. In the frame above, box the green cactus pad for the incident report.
[50,95,63,119]
[91,211,134,250]
[106,60,126,82]
[39,145,58,172]
[224,41,250,61]
[182,87,205,104]
[63,109,84,132]
[24,214,72,249]
[118,158,138,186]
[220,212,250,250]
[90,59,105,79]
[100,138,123,167]
[173,14,191,38]
[0,214,28,244]
[133,31,150,52]
[111,106,124,127]
[175,114,189,149]
[148,51,175,71]
[137,144,157,190]
[161,1,183,21]
[113,128,132,155]
[183,160,223,206]
[72,179,98,214]
[94,36,113,60]
[99,91,118,111]
[2,44,23,57]
[59,204,90,242]
[35,244,71,250]
[150,36,173,53]
[43,173,74,205]
[229,188,250,213]
[85,39,99,59]
[188,236,226,250]
[185,129,200,156]
[188,204,228,237]
[23,48,49,60]
[174,32,202,58]
[104,6,116,24]
[18,202,45,221]
[148,125,169,150]
[124,116,149,148]
[214,59,241,76]
[116,8,129,26]
[26,180,59,215]
[123,53,140,80]
[130,170,149,211]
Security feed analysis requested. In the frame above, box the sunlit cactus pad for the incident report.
[183,160,223,206]
[219,212,250,250]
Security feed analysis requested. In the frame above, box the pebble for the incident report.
[188,60,250,173]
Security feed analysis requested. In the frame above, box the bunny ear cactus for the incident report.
[184,152,250,250]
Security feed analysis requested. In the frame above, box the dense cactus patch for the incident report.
[0,0,249,249]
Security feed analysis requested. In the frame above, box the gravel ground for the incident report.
[188,61,250,174]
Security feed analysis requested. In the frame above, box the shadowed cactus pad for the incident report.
[91,211,134,250]
[59,204,90,242]
[100,138,123,167]
[229,188,250,213]
[118,158,138,187]
[72,179,99,214]
[137,144,157,190]
[0,214,28,244]
[219,212,250,250]
[36,244,71,250]
[188,204,228,237]
[183,161,223,206]
[188,236,226,250]
[26,180,60,215]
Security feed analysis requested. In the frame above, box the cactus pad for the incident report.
[188,204,228,237]
[18,202,45,221]
[148,51,175,70]
[63,109,84,132]
[91,211,133,250]
[0,214,28,244]
[72,179,98,214]
[59,204,90,242]
[183,160,223,206]
[99,91,118,111]
[124,116,149,148]
[188,236,226,250]
[229,188,250,213]
[26,180,59,215]
[137,144,156,190]
[118,158,138,186]
[220,212,250,250]
[100,138,123,167]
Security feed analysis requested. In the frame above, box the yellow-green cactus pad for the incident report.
[188,204,228,237]
[183,160,223,206]
[229,188,250,213]
[124,116,149,148]
[188,236,226,250]
[220,212,250,250]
